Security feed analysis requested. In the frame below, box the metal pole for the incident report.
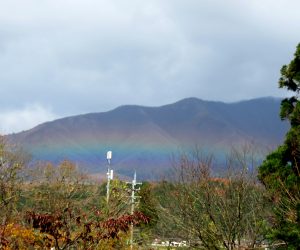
[130,172,136,250]
[106,151,112,203]
[106,160,110,203]
[129,171,141,250]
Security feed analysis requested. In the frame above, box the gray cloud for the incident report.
[0,0,299,133]
[0,104,57,134]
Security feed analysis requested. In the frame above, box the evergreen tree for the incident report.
[259,43,300,248]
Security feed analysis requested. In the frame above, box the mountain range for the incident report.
[8,97,288,179]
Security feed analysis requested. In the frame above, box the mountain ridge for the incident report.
[8,97,288,179]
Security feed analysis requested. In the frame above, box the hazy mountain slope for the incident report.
[8,97,288,179]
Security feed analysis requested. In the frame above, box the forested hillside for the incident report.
[8,97,288,179]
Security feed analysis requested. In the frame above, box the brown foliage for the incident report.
[25,209,149,249]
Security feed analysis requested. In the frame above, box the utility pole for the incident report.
[127,171,142,250]
[106,151,113,203]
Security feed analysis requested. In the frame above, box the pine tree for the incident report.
[259,43,300,248]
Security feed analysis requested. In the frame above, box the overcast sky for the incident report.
[0,0,300,134]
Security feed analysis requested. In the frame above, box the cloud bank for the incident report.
[0,0,300,133]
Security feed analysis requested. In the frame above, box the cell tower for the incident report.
[106,151,113,203]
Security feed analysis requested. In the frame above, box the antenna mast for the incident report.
[106,151,113,203]
[128,171,142,250]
